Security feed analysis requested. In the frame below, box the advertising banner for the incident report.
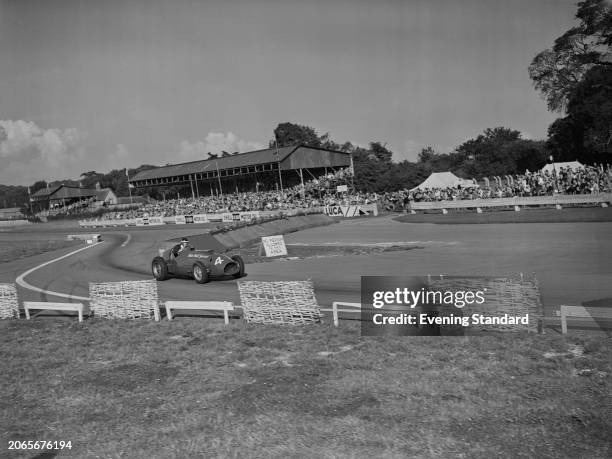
[193,214,208,224]
[239,211,260,222]
[175,215,186,224]
[324,205,378,218]
[206,214,223,222]
[148,216,165,225]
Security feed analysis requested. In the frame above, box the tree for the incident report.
[567,65,612,154]
[31,180,48,194]
[271,122,322,148]
[547,65,612,160]
[529,0,612,112]
[368,142,393,163]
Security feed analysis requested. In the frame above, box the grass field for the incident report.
[1,319,610,458]
[0,239,81,264]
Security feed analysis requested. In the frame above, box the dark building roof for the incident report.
[31,185,98,201]
[31,186,61,198]
[129,144,351,187]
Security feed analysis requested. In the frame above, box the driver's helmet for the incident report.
[180,237,189,247]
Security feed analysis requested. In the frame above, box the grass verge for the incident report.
[1,320,610,458]
[0,240,81,264]
[395,206,612,224]
[238,243,421,264]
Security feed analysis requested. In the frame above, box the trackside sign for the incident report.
[261,235,288,257]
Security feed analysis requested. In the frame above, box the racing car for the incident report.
[151,236,245,284]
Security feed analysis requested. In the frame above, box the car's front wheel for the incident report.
[152,257,169,281]
[192,262,209,284]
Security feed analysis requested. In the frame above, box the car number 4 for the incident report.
[214,257,223,265]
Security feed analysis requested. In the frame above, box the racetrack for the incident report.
[4,216,612,317]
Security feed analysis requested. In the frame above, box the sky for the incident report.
[0,0,578,186]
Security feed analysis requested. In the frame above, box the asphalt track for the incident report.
[4,216,612,317]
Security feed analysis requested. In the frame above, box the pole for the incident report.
[275,137,284,193]
[189,175,195,200]
[550,155,558,193]
[216,161,223,196]
[194,175,200,198]
[349,154,355,192]
[126,168,133,205]
[299,168,304,197]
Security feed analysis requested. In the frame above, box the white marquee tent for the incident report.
[540,161,583,174]
[410,172,478,191]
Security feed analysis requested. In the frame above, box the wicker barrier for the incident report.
[428,274,543,332]
[89,280,160,320]
[238,280,321,325]
[0,283,20,319]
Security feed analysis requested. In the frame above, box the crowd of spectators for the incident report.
[406,164,611,203]
[45,164,612,220]
[98,169,378,219]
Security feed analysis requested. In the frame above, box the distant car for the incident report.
[151,238,245,284]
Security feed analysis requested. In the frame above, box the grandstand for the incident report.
[128,144,352,196]
[30,185,99,213]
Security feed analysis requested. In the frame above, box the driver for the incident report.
[172,237,189,258]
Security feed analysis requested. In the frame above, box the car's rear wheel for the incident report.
[231,255,245,279]
[152,257,168,281]
[192,263,209,284]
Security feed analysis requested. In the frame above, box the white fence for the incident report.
[409,192,612,211]
[0,220,30,227]
[78,207,333,228]
[79,211,262,228]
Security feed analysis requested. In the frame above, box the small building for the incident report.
[95,188,118,206]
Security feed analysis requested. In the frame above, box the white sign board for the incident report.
[240,211,260,222]
[337,185,348,193]
[148,216,165,225]
[261,235,288,257]
[193,214,208,224]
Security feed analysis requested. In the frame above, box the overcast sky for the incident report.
[0,0,577,185]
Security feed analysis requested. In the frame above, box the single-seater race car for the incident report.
[151,235,245,284]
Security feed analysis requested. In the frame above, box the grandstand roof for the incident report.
[128,144,352,187]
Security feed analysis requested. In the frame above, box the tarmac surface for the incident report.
[2,215,611,317]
